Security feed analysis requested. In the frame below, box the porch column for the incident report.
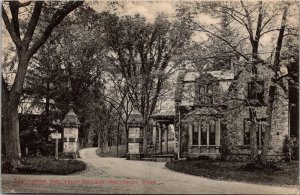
[198,124,201,146]
[188,123,193,153]
[152,123,157,152]
[158,123,162,154]
[216,119,221,146]
[164,124,168,153]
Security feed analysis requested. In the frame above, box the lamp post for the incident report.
[126,107,144,160]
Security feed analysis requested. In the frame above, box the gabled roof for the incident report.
[183,70,234,82]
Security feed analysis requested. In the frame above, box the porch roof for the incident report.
[151,110,175,121]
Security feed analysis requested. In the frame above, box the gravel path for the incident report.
[1,148,298,194]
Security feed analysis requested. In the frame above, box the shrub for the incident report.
[290,137,299,160]
[1,162,14,173]
[14,157,86,175]
[282,135,291,162]
[196,156,211,161]
[241,161,282,172]
[60,152,78,159]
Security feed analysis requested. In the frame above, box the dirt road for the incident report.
[1,148,298,194]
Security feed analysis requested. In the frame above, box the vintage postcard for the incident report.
[1,0,299,194]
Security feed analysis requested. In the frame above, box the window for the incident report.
[209,121,216,145]
[212,57,231,70]
[197,120,217,146]
[201,124,207,145]
[244,118,266,148]
[247,81,264,105]
[192,124,198,145]
[244,119,250,145]
[207,84,214,104]
[199,86,206,103]
[198,84,216,104]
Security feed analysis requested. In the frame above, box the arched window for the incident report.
[209,120,216,145]
[199,86,205,103]
[207,84,214,104]
[201,122,208,145]
[244,118,266,147]
[198,83,215,104]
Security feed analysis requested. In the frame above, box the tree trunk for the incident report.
[261,85,276,163]
[45,81,50,116]
[249,107,258,162]
[260,5,288,164]
[116,119,120,157]
[97,129,101,148]
[3,92,22,168]
[3,53,30,169]
[125,125,129,153]
[143,124,148,154]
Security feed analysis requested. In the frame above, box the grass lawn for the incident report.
[96,145,127,157]
[2,157,86,175]
[166,160,299,186]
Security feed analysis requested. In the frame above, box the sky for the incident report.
[89,1,178,23]
[88,1,217,43]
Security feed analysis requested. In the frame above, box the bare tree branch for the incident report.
[28,1,84,58]
[2,5,22,49]
[9,2,21,38]
[23,1,43,49]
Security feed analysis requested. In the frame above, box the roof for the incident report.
[151,110,175,121]
[183,70,234,82]
[175,69,234,103]
[182,107,222,122]
[61,108,80,127]
[127,108,143,124]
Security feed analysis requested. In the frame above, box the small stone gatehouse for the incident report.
[172,63,289,161]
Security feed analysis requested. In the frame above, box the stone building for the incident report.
[172,63,289,161]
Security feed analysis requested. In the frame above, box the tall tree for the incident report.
[22,5,109,147]
[177,1,298,163]
[100,13,192,153]
[2,1,84,168]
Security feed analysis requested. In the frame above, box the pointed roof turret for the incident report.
[127,106,144,126]
[62,103,80,127]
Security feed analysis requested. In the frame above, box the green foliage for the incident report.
[290,137,299,160]
[60,152,79,159]
[241,162,282,171]
[166,160,298,185]
[22,5,110,148]
[19,114,61,157]
[8,157,87,175]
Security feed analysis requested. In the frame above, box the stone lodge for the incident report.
[150,62,289,161]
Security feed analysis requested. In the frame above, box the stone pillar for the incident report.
[216,119,221,146]
[62,104,80,158]
[152,125,157,152]
[126,107,144,160]
[206,123,209,146]
[188,123,193,153]
[158,123,162,154]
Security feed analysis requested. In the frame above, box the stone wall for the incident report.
[223,63,289,161]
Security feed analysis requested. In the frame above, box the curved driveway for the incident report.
[2,148,298,194]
